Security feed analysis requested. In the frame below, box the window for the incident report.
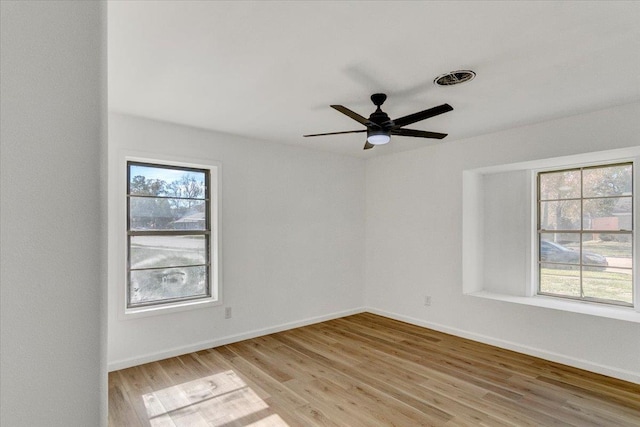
[537,163,633,306]
[127,161,216,309]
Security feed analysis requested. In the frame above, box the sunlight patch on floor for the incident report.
[142,370,289,426]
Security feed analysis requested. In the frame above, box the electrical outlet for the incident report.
[424,296,431,306]
[224,307,232,319]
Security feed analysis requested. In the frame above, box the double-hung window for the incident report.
[127,161,216,309]
[537,163,633,306]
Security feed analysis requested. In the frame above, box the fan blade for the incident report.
[363,141,374,150]
[391,128,448,139]
[331,105,379,128]
[303,130,366,137]
[390,103,453,128]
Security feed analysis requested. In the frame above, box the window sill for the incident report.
[467,290,640,323]
[120,297,221,320]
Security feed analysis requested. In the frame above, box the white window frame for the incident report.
[534,162,634,307]
[118,154,222,318]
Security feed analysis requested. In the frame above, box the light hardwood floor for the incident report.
[109,313,640,426]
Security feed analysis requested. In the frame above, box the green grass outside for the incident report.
[540,267,632,304]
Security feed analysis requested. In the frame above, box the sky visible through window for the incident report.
[130,164,205,189]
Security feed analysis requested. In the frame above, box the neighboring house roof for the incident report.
[173,202,206,224]
[173,211,205,224]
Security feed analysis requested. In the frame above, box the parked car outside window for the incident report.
[540,240,608,268]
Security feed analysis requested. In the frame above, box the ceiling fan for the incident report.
[304,93,453,150]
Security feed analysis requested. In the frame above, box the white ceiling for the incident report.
[108,1,640,158]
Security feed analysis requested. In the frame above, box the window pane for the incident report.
[130,197,206,230]
[540,263,580,297]
[583,197,632,231]
[129,164,206,199]
[539,200,581,230]
[540,233,580,265]
[583,268,633,305]
[129,265,208,305]
[539,170,580,200]
[583,164,632,198]
[130,235,207,269]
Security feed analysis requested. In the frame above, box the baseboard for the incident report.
[109,305,640,384]
[107,307,366,371]
[365,307,640,385]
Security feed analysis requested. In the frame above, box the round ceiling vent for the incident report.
[434,70,476,86]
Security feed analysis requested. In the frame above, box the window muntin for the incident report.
[537,163,633,306]
[127,161,211,308]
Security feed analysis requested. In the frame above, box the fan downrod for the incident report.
[371,93,387,107]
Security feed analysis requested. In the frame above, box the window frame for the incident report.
[535,161,634,307]
[122,156,221,317]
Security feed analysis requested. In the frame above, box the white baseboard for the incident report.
[107,307,366,371]
[109,305,639,385]
[365,307,640,385]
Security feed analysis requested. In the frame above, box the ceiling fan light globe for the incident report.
[367,134,390,145]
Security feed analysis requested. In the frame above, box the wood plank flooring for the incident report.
[109,313,640,426]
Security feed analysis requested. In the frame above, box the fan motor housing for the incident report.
[369,109,390,126]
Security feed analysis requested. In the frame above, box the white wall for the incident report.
[108,113,366,369]
[365,102,640,382]
[110,105,640,382]
[0,1,106,425]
